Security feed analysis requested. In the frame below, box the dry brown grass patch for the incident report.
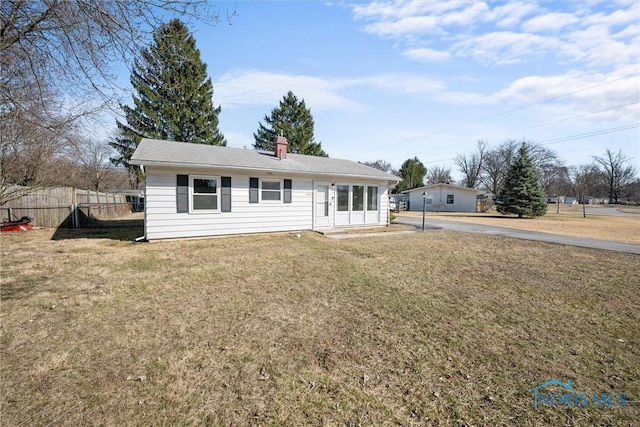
[398,210,640,243]
[1,228,639,425]
[330,223,416,234]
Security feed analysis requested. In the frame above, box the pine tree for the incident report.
[396,157,426,192]
[253,91,327,157]
[111,19,225,183]
[497,142,547,218]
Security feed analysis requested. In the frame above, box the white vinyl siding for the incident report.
[143,167,392,240]
[144,168,312,240]
[407,184,479,213]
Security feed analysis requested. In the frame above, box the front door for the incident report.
[350,185,365,225]
[313,182,332,228]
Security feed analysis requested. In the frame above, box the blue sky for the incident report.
[108,1,640,178]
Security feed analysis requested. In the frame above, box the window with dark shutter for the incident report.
[284,179,292,203]
[221,177,231,212]
[249,178,259,203]
[177,174,189,213]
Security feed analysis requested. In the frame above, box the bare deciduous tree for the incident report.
[1,1,227,201]
[76,140,122,192]
[1,1,222,120]
[480,140,518,195]
[361,160,397,175]
[478,140,560,197]
[425,165,454,185]
[454,140,486,188]
[593,149,637,204]
[0,86,79,204]
[568,164,600,217]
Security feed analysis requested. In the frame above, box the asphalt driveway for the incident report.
[579,206,640,217]
[394,216,640,255]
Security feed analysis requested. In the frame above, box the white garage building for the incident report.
[403,183,484,213]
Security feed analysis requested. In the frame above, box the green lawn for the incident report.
[1,228,638,425]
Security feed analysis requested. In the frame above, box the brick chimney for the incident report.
[274,136,288,159]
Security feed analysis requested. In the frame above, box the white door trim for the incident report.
[313,182,332,228]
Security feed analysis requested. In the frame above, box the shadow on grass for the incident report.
[0,281,62,301]
[51,218,144,241]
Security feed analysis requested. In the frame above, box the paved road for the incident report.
[578,206,640,217]
[394,216,640,255]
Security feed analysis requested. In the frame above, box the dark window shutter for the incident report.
[221,176,231,212]
[284,179,292,203]
[249,178,259,203]
[177,174,189,213]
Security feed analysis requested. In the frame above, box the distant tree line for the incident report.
[454,141,638,204]
[368,140,638,206]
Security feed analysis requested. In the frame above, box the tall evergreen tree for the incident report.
[396,157,426,192]
[111,19,225,183]
[497,143,547,218]
[253,91,327,157]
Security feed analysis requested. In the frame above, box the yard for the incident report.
[398,206,640,244]
[1,227,639,425]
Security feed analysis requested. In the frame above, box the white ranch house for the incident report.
[404,183,484,212]
[130,137,400,240]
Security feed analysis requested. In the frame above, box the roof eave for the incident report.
[402,184,484,194]
[131,159,401,182]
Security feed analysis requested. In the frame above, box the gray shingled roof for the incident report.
[130,138,400,181]
[403,183,484,194]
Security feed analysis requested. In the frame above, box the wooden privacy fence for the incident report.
[2,187,134,228]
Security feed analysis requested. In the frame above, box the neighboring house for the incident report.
[130,137,400,240]
[580,196,609,204]
[547,196,564,204]
[564,197,578,205]
[403,183,484,212]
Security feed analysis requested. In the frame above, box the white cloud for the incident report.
[214,65,639,126]
[454,31,562,65]
[362,15,440,37]
[613,23,640,39]
[359,74,446,94]
[521,12,580,32]
[584,2,640,27]
[215,70,449,113]
[403,47,451,62]
[562,25,640,67]
[492,67,640,121]
[486,2,539,28]
[350,1,639,68]
[354,1,489,37]
[352,1,468,21]
[439,2,489,26]
[215,70,362,112]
